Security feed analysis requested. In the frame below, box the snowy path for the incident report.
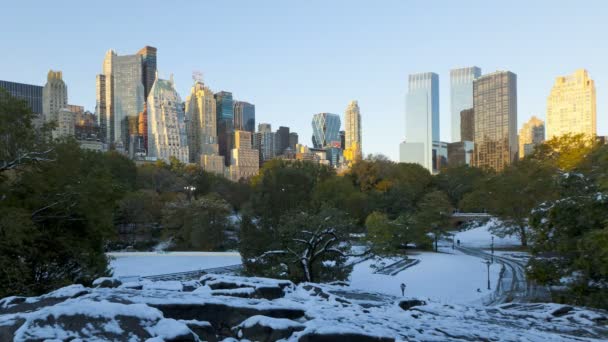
[373,258,420,276]
[456,246,550,305]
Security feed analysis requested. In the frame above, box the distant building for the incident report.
[258,123,272,133]
[43,70,68,138]
[233,101,255,133]
[0,80,43,116]
[460,108,474,142]
[312,113,341,149]
[400,72,439,172]
[275,126,290,155]
[253,124,276,165]
[518,116,545,159]
[473,71,518,171]
[137,46,157,99]
[289,132,299,151]
[343,100,362,166]
[146,75,189,164]
[215,91,234,166]
[56,108,75,138]
[432,141,448,172]
[546,69,596,140]
[185,81,221,169]
[450,67,481,142]
[230,130,259,181]
[447,141,474,167]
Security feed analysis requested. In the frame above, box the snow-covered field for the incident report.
[350,249,501,304]
[453,218,521,248]
[108,252,241,277]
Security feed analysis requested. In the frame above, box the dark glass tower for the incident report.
[137,46,157,99]
[215,91,234,166]
[0,80,43,114]
[234,101,255,133]
[275,126,290,155]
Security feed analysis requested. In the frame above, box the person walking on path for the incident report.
[400,283,406,296]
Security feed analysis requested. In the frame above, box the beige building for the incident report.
[546,69,596,140]
[42,70,68,138]
[472,71,518,171]
[343,100,362,165]
[230,130,259,181]
[518,116,545,159]
[56,108,75,138]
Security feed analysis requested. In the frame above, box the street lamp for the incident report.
[491,236,495,263]
[485,259,491,290]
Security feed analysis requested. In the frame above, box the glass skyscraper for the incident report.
[450,67,481,142]
[233,101,255,133]
[400,72,439,171]
[312,113,341,149]
[215,91,234,166]
[0,80,43,115]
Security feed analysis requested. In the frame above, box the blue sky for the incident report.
[2,0,607,160]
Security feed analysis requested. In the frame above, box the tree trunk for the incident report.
[519,225,528,247]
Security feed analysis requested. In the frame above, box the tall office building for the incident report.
[289,132,299,151]
[546,69,596,140]
[233,101,255,133]
[344,100,362,164]
[230,130,259,181]
[185,81,222,170]
[215,91,234,166]
[518,116,545,159]
[146,75,189,164]
[137,46,157,99]
[399,72,439,172]
[472,71,518,171]
[258,123,272,133]
[450,67,481,142]
[312,113,341,149]
[42,70,68,138]
[460,108,475,142]
[96,47,149,150]
[253,123,276,165]
[0,80,43,115]
[275,126,290,155]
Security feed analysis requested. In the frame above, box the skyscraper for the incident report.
[450,67,481,142]
[233,101,255,133]
[185,80,222,170]
[137,46,157,99]
[0,80,43,115]
[96,47,150,150]
[289,132,299,151]
[399,72,439,172]
[518,116,545,159]
[42,70,68,138]
[312,113,341,149]
[460,108,475,142]
[215,91,234,166]
[275,126,290,155]
[344,100,362,164]
[253,123,276,165]
[230,130,259,181]
[546,69,596,140]
[146,75,189,164]
[472,71,518,171]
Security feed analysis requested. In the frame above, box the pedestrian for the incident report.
[457,239,460,246]
[400,283,406,296]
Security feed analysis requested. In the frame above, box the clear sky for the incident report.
[2,0,607,160]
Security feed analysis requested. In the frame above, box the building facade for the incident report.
[447,141,474,167]
[42,70,68,138]
[312,113,341,149]
[460,108,475,142]
[546,69,596,140]
[230,130,259,181]
[275,126,290,155]
[518,116,545,159]
[289,132,299,151]
[233,101,255,133]
[400,72,439,171]
[253,128,276,165]
[450,67,481,142]
[215,91,234,166]
[0,80,43,115]
[472,71,518,171]
[137,46,157,99]
[185,81,220,166]
[344,100,362,164]
[56,108,75,138]
[146,76,189,164]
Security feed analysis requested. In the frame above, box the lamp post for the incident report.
[485,259,491,290]
[184,185,196,202]
[491,236,495,263]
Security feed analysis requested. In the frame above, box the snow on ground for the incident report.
[349,249,501,304]
[108,251,241,277]
[453,218,521,248]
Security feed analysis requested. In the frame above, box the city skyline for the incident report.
[2,1,608,160]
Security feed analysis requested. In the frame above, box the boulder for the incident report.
[93,277,123,288]
[0,318,25,341]
[551,305,574,317]
[182,320,218,342]
[398,299,426,311]
[233,315,305,342]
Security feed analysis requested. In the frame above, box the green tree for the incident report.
[312,176,368,225]
[434,165,487,207]
[412,190,452,251]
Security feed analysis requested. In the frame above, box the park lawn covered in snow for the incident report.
[108,251,241,277]
[453,218,521,248]
[349,249,501,304]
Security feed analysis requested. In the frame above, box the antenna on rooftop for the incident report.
[192,71,204,83]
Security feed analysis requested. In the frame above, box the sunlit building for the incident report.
[344,100,362,165]
[147,75,189,164]
[546,69,596,140]
[518,116,545,159]
[215,91,234,166]
[312,113,341,149]
[450,67,481,142]
[43,70,68,138]
[472,71,518,171]
[400,72,439,172]
[185,81,221,169]
[230,130,259,181]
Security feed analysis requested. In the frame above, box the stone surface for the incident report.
[398,299,427,311]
